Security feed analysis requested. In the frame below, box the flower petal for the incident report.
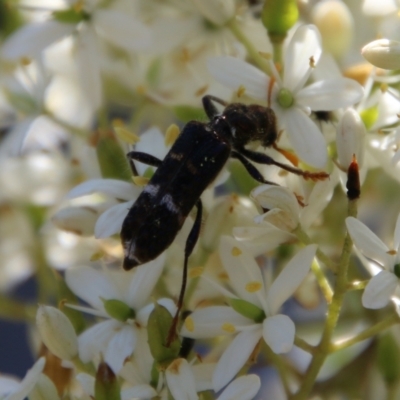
[394,214,400,251]
[78,319,119,363]
[262,314,295,353]
[217,375,261,400]
[2,21,74,59]
[296,78,364,110]
[66,266,120,311]
[166,359,198,400]
[267,245,316,315]
[284,25,322,91]
[213,328,262,392]
[207,57,269,100]
[95,201,134,238]
[345,217,392,268]
[219,236,266,308]
[121,385,158,400]
[281,107,327,168]
[94,10,152,51]
[126,253,165,309]
[105,325,137,373]
[74,26,102,110]
[362,270,399,309]
[180,306,253,338]
[66,179,139,201]
[192,363,215,392]
[300,180,334,229]
[6,357,45,400]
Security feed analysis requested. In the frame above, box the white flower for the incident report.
[207,24,364,168]
[346,215,400,309]
[2,0,152,109]
[181,237,316,391]
[0,357,45,400]
[234,181,333,256]
[65,253,174,373]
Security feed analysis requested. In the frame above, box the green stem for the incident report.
[0,295,36,321]
[330,314,399,353]
[294,336,316,354]
[346,279,369,291]
[271,39,284,65]
[262,342,292,397]
[290,200,357,400]
[294,226,334,303]
[227,19,270,74]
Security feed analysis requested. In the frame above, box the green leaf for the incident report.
[230,298,265,323]
[147,304,180,367]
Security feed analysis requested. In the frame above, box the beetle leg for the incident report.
[126,151,163,176]
[202,95,228,120]
[231,151,279,186]
[239,148,329,181]
[167,199,203,346]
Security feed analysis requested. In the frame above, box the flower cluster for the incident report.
[3,0,400,399]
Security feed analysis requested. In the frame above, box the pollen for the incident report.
[222,323,236,333]
[387,249,397,255]
[231,246,242,256]
[20,56,32,66]
[184,316,194,332]
[113,119,140,144]
[132,176,149,187]
[309,55,316,68]
[189,267,204,278]
[165,124,180,146]
[73,0,84,12]
[245,281,262,293]
[236,85,246,98]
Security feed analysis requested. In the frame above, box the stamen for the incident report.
[245,281,262,293]
[231,246,242,256]
[221,323,236,333]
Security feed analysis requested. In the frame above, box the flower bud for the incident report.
[147,303,180,367]
[336,108,366,170]
[312,0,353,58]
[95,362,121,400]
[262,0,298,39]
[36,306,78,360]
[362,39,400,70]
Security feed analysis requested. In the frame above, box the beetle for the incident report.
[120,95,328,342]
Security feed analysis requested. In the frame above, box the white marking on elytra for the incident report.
[160,194,180,214]
[231,127,236,137]
[143,184,160,197]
